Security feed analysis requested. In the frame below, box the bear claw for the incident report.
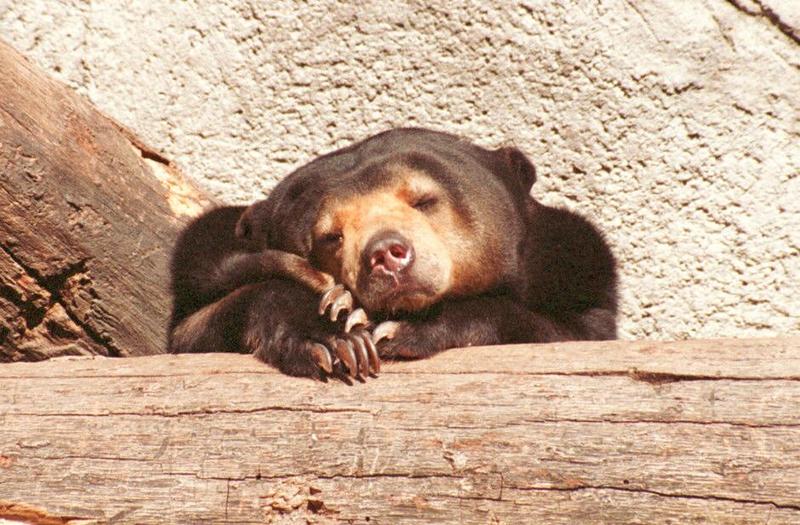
[332,338,359,379]
[372,321,401,344]
[348,334,370,379]
[310,343,334,374]
[344,308,369,333]
[361,331,381,374]
[319,284,353,322]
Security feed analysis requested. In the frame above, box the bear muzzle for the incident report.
[364,230,415,276]
[354,229,444,313]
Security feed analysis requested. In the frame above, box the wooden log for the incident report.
[1,337,798,524]
[0,39,214,362]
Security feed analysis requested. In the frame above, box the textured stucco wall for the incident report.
[1,0,798,340]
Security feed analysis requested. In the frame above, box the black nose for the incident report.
[365,231,414,274]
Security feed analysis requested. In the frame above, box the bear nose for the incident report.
[365,231,414,274]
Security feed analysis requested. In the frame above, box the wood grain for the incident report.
[0,39,214,362]
[1,337,798,524]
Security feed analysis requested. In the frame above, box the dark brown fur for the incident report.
[168,128,617,376]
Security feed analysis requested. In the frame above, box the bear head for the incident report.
[236,128,536,315]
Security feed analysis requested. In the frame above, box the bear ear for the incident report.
[491,146,537,195]
[235,206,254,240]
[235,199,274,243]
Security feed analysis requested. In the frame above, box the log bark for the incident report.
[0,39,214,362]
[1,337,798,524]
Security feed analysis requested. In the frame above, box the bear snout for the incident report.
[364,230,415,276]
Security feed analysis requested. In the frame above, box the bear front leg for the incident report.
[171,279,378,381]
[372,294,578,360]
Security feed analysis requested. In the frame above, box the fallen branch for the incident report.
[1,337,798,524]
[0,39,213,361]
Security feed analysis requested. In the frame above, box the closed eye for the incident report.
[318,232,343,246]
[412,194,439,212]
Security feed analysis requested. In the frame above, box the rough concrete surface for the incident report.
[1,0,798,340]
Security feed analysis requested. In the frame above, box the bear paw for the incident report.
[309,329,379,382]
[313,284,380,382]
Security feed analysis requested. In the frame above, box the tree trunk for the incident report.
[0,39,214,361]
[1,337,798,524]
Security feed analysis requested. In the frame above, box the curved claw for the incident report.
[318,285,347,316]
[329,291,353,322]
[333,338,358,378]
[348,334,370,380]
[372,321,401,344]
[310,343,333,374]
[344,308,369,333]
[361,331,381,375]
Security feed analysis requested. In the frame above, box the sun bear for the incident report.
[168,128,618,381]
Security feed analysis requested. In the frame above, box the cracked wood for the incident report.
[1,337,799,524]
[0,39,214,361]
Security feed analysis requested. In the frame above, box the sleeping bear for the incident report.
[168,128,617,381]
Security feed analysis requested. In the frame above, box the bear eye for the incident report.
[412,194,439,212]
[318,232,343,246]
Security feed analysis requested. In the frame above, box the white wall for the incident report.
[2,0,798,340]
